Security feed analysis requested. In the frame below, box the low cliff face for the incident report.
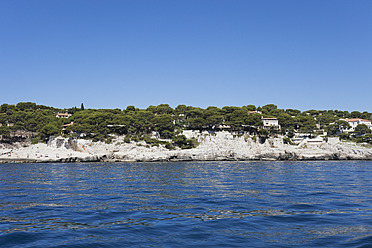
[171,132,372,161]
[1,132,372,162]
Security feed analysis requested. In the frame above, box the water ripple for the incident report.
[1,161,372,247]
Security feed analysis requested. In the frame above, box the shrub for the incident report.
[31,137,40,144]
[283,137,293,145]
[172,135,197,149]
[105,137,113,144]
[338,133,350,140]
[165,142,175,150]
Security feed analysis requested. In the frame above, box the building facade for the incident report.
[261,117,280,130]
[341,118,372,131]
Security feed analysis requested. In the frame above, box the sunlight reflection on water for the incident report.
[1,161,372,247]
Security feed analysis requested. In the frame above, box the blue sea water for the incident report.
[0,161,372,247]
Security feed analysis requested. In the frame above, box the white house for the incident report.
[56,113,72,118]
[341,118,372,131]
[213,124,231,130]
[261,117,280,130]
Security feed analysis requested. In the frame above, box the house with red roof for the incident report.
[248,111,262,114]
[341,118,372,131]
[62,122,74,134]
[56,113,72,118]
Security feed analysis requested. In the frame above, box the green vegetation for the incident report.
[0,102,371,147]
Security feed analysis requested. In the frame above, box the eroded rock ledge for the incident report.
[1,132,371,163]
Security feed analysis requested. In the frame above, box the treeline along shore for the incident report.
[0,102,372,162]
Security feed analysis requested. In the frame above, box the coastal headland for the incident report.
[1,102,372,162]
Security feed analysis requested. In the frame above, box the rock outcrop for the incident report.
[1,132,372,162]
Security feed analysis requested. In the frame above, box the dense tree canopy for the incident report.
[355,124,371,136]
[327,120,351,136]
[0,102,371,146]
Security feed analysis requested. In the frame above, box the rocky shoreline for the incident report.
[1,132,372,163]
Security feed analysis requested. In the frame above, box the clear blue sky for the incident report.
[1,0,371,111]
